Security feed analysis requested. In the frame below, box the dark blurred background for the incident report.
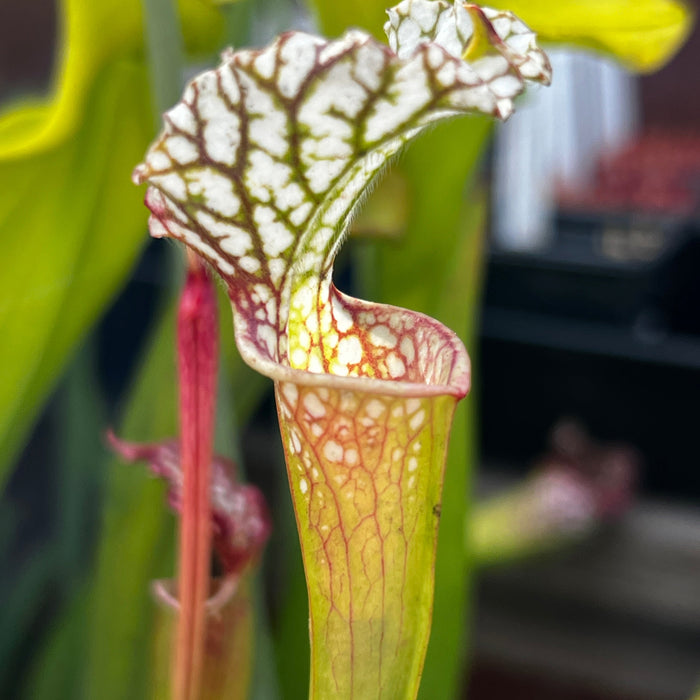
[474,4,700,698]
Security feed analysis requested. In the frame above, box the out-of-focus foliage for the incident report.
[0,61,151,487]
[0,0,222,486]
[0,0,221,159]
[83,307,178,700]
[12,309,176,700]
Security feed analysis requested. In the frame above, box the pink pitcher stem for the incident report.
[174,257,218,700]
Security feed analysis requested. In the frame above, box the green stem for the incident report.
[142,0,185,121]
[222,0,253,48]
[215,293,282,700]
[351,240,381,305]
[57,340,106,586]
[249,584,283,700]
[85,309,178,700]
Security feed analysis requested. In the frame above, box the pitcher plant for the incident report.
[133,1,551,695]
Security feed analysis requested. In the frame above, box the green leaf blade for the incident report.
[0,60,152,486]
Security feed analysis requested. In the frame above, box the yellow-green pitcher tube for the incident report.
[277,382,460,698]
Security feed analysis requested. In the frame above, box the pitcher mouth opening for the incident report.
[232,286,471,400]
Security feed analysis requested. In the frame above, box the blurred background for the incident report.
[477,10,700,698]
[1,0,699,699]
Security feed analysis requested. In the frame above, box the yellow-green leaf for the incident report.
[489,0,694,72]
[308,0,693,73]
[0,0,221,161]
[0,0,222,485]
[308,0,387,38]
[0,60,152,486]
